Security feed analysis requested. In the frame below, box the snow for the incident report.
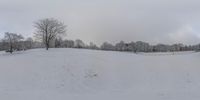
[0,48,200,100]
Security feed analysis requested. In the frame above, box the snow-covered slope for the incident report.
[0,48,200,100]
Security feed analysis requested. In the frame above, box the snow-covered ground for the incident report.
[0,48,200,100]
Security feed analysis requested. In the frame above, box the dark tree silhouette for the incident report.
[34,18,66,50]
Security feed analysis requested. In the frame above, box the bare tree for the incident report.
[101,42,115,51]
[34,18,66,50]
[74,39,85,48]
[54,37,63,48]
[4,32,24,53]
[63,39,74,48]
[24,37,34,49]
[115,41,126,51]
[89,42,99,50]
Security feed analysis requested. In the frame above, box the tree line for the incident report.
[1,33,200,53]
[0,18,200,53]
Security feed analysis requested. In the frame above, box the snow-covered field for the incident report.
[0,48,200,100]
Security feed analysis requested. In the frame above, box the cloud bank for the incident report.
[0,0,200,45]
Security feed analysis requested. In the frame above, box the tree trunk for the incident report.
[46,44,49,50]
[10,45,13,54]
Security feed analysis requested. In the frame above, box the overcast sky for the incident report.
[0,0,200,45]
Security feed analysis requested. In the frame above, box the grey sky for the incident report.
[0,0,200,45]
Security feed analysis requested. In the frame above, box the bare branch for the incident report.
[34,18,66,50]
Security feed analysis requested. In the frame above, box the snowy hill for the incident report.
[0,48,200,100]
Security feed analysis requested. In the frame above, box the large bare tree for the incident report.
[4,32,24,53]
[34,18,66,50]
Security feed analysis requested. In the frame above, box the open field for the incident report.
[0,48,200,100]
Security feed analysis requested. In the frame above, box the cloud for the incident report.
[0,0,200,45]
[168,25,200,44]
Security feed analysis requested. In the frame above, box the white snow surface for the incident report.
[0,48,200,100]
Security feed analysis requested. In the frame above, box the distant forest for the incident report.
[1,33,200,53]
[1,18,200,53]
